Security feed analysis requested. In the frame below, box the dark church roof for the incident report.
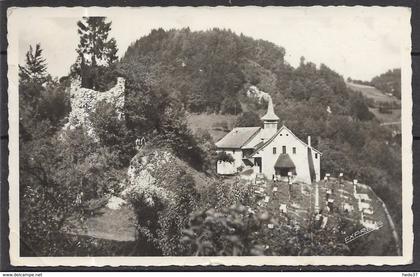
[215,127,261,149]
[274,154,296,169]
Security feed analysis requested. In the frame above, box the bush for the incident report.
[216,151,235,163]
[181,205,351,256]
[181,205,269,256]
[127,169,200,255]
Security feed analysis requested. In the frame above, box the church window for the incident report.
[293,147,296,154]
[273,147,276,154]
[315,153,318,159]
[282,146,286,154]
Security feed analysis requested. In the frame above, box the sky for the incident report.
[15,6,410,81]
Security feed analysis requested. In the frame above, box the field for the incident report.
[346,82,401,105]
[347,82,401,132]
[186,113,238,142]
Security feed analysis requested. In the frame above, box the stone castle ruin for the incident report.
[63,77,125,139]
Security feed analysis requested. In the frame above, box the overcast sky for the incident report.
[16,6,410,81]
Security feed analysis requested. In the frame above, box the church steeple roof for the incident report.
[261,97,279,121]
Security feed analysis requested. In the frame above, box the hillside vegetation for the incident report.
[19,21,402,256]
[120,28,402,237]
[348,68,401,99]
[346,81,401,133]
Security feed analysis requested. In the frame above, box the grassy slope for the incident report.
[346,82,401,105]
[346,81,401,132]
[186,113,238,142]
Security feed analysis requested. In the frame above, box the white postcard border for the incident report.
[7,6,413,266]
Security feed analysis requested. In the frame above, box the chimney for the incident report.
[307,136,311,147]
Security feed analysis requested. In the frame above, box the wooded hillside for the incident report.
[19,24,402,256]
[119,28,402,236]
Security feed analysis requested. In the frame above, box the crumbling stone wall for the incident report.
[64,77,125,138]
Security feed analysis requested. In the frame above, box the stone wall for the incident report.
[64,77,125,138]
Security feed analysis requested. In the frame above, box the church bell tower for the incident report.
[261,97,279,139]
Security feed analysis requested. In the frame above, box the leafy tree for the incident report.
[350,93,374,121]
[127,166,200,256]
[89,100,136,167]
[20,128,122,255]
[119,64,210,171]
[72,17,118,90]
[37,78,71,128]
[194,129,218,174]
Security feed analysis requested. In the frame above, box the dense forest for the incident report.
[19,20,402,256]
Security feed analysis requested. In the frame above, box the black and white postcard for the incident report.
[6,6,413,266]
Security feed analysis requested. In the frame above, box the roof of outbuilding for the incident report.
[215,127,261,149]
[274,154,296,169]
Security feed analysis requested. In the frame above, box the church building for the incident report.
[215,98,321,184]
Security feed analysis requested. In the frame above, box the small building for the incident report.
[216,97,321,184]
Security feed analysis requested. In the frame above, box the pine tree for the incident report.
[19,43,48,84]
[72,17,118,90]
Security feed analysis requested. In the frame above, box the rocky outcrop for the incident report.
[123,150,175,200]
[64,77,125,138]
[246,85,271,103]
[121,148,211,202]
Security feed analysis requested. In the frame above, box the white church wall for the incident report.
[254,128,313,184]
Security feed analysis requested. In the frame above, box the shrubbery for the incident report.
[127,169,200,255]
[216,151,235,163]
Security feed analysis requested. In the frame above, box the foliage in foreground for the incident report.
[181,204,351,256]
